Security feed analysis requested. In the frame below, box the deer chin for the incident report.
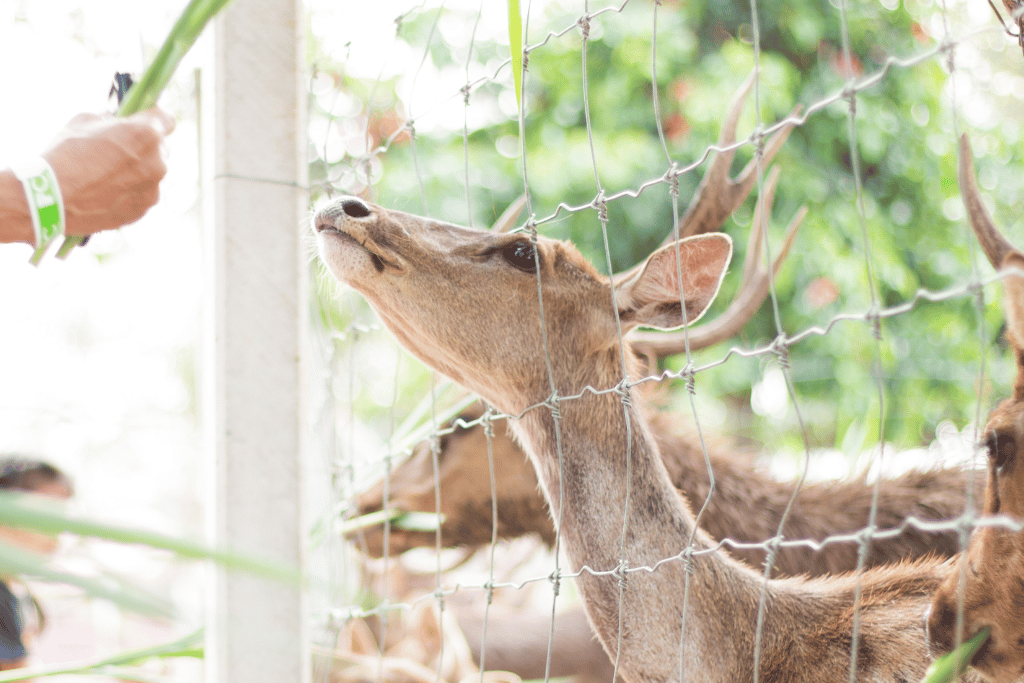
[318,227,398,283]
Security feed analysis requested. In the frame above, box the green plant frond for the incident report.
[919,627,990,683]
[337,509,445,536]
[59,0,236,256]
[508,0,523,108]
[389,386,479,458]
[0,493,299,584]
[0,628,202,682]
[0,539,173,618]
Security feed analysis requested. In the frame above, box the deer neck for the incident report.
[507,356,771,682]
[503,354,941,683]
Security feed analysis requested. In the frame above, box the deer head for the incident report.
[352,403,556,556]
[927,135,1024,683]
[315,196,732,417]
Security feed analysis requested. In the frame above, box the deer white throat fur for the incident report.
[315,196,959,683]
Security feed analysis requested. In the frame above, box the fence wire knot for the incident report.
[593,192,609,223]
[968,278,985,310]
[679,545,696,577]
[853,526,878,555]
[864,305,882,342]
[843,87,858,115]
[460,83,471,106]
[614,560,629,591]
[526,216,539,240]
[522,49,530,71]
[613,379,632,408]
[751,125,766,160]
[938,36,957,72]
[544,392,562,422]
[770,335,791,369]
[577,15,591,40]
[549,568,562,597]
[481,408,496,439]
[681,362,697,395]
[667,163,680,199]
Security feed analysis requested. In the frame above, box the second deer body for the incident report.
[354,402,977,576]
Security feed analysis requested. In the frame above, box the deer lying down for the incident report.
[354,402,978,576]
[315,194,975,683]
[928,136,1024,683]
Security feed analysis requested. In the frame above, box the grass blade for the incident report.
[507,0,522,108]
[0,628,202,681]
[58,0,236,256]
[337,509,444,535]
[0,539,173,618]
[118,0,235,117]
[919,626,991,683]
[0,492,299,584]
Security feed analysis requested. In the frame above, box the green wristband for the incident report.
[11,158,65,266]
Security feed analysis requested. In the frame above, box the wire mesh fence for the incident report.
[302,1,1024,682]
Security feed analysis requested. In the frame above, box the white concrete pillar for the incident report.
[204,0,309,680]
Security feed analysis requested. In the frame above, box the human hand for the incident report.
[42,108,175,236]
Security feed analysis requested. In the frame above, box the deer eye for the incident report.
[986,431,1017,472]
[499,240,538,273]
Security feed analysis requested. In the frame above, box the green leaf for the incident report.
[919,627,991,683]
[393,511,445,532]
[118,0,236,117]
[0,492,299,584]
[58,0,237,257]
[0,628,203,682]
[337,509,444,535]
[0,539,173,618]
[508,0,523,109]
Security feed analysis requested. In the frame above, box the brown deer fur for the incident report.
[928,136,1024,683]
[354,402,977,576]
[315,195,976,683]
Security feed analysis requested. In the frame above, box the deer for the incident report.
[927,135,1024,683]
[314,168,983,681]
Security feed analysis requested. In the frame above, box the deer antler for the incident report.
[959,134,1016,270]
[987,0,1023,54]
[625,75,804,357]
[491,194,528,233]
[672,71,802,241]
[630,165,806,356]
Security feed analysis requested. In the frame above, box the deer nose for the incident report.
[314,196,373,232]
[339,197,372,218]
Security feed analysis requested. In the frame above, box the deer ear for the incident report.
[614,233,732,330]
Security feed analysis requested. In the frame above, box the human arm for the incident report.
[0,108,175,245]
